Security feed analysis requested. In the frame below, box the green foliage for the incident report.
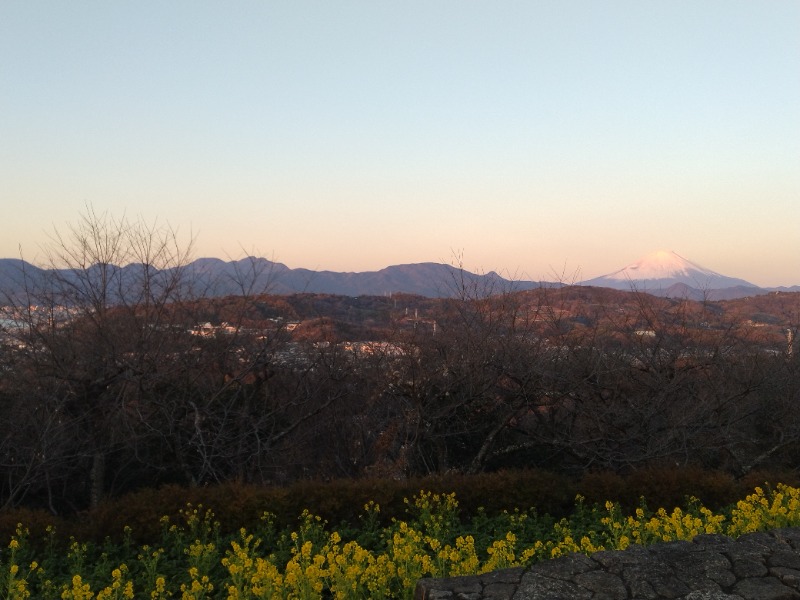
[2,483,800,598]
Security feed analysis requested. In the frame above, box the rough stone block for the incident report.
[732,576,800,600]
[482,583,517,600]
[530,552,598,580]
[769,552,800,571]
[480,567,524,586]
[593,545,650,574]
[769,567,800,589]
[573,570,628,599]
[730,559,769,579]
[693,534,736,550]
[680,592,744,600]
[513,572,593,600]
[737,533,792,554]
[622,560,689,598]
[772,530,800,551]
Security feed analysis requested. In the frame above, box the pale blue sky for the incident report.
[2,1,799,286]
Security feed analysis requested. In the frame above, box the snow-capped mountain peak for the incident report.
[605,250,718,281]
[582,250,759,296]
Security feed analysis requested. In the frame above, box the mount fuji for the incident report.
[582,250,765,300]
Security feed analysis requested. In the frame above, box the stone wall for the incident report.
[414,528,800,600]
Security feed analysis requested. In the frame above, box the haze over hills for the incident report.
[0,252,797,301]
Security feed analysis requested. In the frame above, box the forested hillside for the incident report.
[1,213,799,514]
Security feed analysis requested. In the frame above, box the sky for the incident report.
[2,2,799,287]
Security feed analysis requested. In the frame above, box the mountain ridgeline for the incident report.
[0,256,546,301]
[0,250,796,301]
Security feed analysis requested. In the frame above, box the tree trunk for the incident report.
[90,452,105,508]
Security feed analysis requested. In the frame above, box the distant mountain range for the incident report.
[184,257,549,298]
[0,252,797,301]
[0,257,546,301]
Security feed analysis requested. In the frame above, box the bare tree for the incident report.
[0,208,202,508]
[0,208,366,510]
